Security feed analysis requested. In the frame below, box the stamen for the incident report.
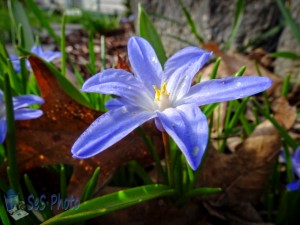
[153,82,171,111]
[153,85,161,101]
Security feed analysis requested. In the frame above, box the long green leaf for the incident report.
[0,40,20,92]
[61,14,67,77]
[8,0,34,49]
[81,167,101,202]
[271,51,300,60]
[276,0,300,44]
[138,3,167,65]
[4,74,20,195]
[26,0,60,44]
[179,0,204,43]
[224,0,246,50]
[42,184,174,225]
[0,196,11,225]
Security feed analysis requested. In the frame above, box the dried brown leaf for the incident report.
[198,120,281,223]
[272,96,296,130]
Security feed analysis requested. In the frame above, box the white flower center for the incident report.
[153,82,171,111]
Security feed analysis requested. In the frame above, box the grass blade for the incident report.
[271,51,300,60]
[42,184,175,225]
[0,196,11,225]
[276,0,300,44]
[88,33,96,74]
[224,0,246,50]
[81,167,101,202]
[4,74,21,195]
[100,35,106,71]
[138,3,167,65]
[210,57,221,80]
[282,74,291,97]
[179,0,204,43]
[61,14,67,77]
[26,0,60,44]
[60,164,67,201]
[8,0,34,49]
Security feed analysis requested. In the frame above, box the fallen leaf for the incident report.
[198,120,281,222]
[272,96,296,130]
[1,56,162,197]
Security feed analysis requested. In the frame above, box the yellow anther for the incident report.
[161,82,168,94]
[153,82,169,101]
[153,85,161,101]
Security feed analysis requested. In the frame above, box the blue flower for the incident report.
[0,90,44,144]
[71,36,272,170]
[283,147,300,191]
[10,45,61,73]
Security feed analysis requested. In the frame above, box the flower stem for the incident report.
[162,132,173,187]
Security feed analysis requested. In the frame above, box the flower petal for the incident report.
[180,76,272,106]
[28,46,61,69]
[0,119,7,144]
[164,47,212,101]
[41,51,62,62]
[10,54,21,73]
[31,46,44,55]
[72,105,155,158]
[286,180,300,191]
[14,108,43,120]
[13,95,44,109]
[157,104,208,170]
[0,90,3,102]
[292,147,300,178]
[82,68,141,97]
[105,98,126,110]
[128,36,162,93]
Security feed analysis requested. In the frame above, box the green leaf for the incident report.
[0,40,20,93]
[42,184,175,225]
[128,161,153,185]
[100,35,106,71]
[276,0,300,45]
[0,197,11,225]
[138,3,167,65]
[137,127,167,183]
[8,0,34,49]
[61,14,67,77]
[210,57,221,80]
[270,51,300,60]
[4,74,21,195]
[60,164,67,200]
[81,167,101,202]
[88,33,96,74]
[282,74,291,97]
[179,0,204,43]
[26,0,60,44]
[224,0,246,50]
